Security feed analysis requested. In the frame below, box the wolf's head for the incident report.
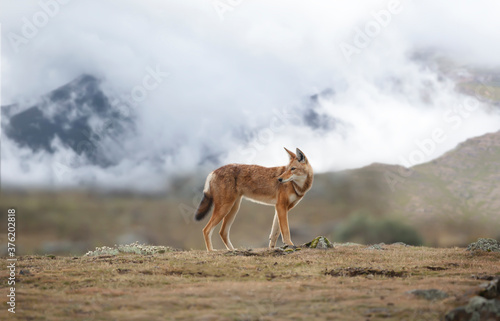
[278,148,312,185]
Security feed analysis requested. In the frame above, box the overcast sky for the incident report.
[1,0,500,190]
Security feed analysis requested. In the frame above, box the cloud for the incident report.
[1,0,500,190]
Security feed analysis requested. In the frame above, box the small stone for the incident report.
[408,289,449,301]
[20,269,32,275]
[367,243,385,250]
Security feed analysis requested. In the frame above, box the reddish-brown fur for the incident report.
[195,148,313,251]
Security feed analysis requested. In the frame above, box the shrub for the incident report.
[466,238,500,252]
[334,213,423,246]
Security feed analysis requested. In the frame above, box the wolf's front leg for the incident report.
[276,205,294,246]
[269,211,281,248]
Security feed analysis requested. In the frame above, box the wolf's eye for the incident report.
[291,167,296,171]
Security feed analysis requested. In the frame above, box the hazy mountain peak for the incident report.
[2,74,131,167]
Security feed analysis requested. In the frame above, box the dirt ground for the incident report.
[1,244,499,320]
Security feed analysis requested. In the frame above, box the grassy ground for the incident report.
[1,244,499,320]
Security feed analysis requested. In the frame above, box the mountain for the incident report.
[410,131,500,217]
[2,75,133,167]
[308,130,500,245]
[2,75,336,172]
[2,73,499,247]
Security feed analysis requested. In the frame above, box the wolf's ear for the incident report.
[296,148,307,163]
[284,147,296,160]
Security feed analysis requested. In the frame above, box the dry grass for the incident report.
[1,245,499,320]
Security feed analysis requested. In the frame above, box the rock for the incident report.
[367,243,385,250]
[302,236,333,249]
[332,242,363,247]
[280,245,301,252]
[408,289,449,301]
[466,238,500,253]
[84,242,176,256]
[364,307,391,318]
[316,237,331,249]
[445,296,500,321]
[19,269,32,276]
[445,278,500,320]
[479,278,500,300]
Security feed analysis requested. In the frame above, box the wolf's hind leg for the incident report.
[219,196,242,251]
[202,200,236,251]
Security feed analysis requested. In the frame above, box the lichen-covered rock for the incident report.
[479,278,500,300]
[302,236,333,249]
[445,278,500,320]
[408,289,449,301]
[84,242,176,256]
[445,296,500,321]
[466,238,500,253]
[277,245,301,254]
[367,243,385,250]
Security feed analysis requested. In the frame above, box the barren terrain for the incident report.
[1,244,499,320]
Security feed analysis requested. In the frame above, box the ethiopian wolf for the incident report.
[195,148,313,251]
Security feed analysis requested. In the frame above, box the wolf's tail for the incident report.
[195,172,214,221]
[194,193,213,221]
